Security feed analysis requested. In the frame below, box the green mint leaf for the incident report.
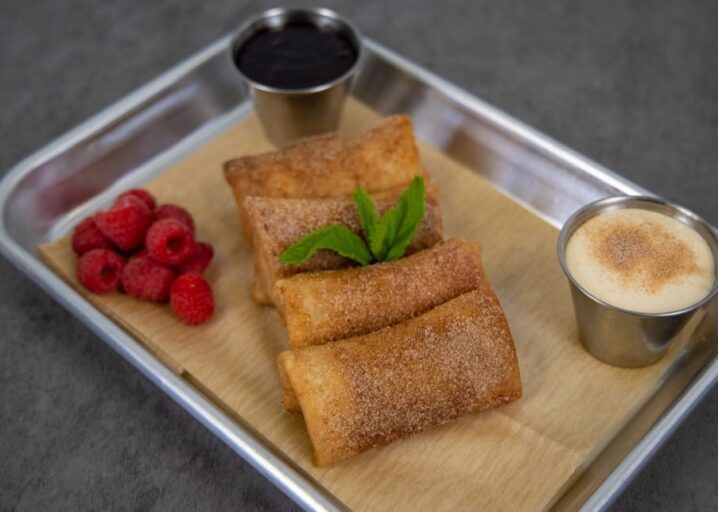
[280,176,426,268]
[353,187,385,260]
[377,176,425,261]
[279,224,372,266]
[372,221,389,261]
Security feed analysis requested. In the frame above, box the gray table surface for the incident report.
[2,0,717,510]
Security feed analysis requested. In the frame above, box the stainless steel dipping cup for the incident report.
[557,196,718,368]
[230,8,363,147]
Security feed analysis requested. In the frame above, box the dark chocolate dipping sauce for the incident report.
[234,22,358,90]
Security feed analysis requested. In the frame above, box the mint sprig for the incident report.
[279,176,426,266]
[279,224,372,266]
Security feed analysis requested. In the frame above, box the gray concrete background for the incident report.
[1,0,717,510]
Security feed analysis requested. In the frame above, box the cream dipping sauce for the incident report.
[565,208,714,313]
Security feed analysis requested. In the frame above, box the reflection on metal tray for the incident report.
[0,34,716,512]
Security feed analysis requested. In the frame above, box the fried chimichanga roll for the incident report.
[245,192,443,305]
[274,238,482,347]
[277,289,522,466]
[223,115,423,240]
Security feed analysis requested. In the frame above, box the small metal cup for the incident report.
[557,196,718,368]
[230,8,363,147]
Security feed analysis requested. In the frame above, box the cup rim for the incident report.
[229,7,364,95]
[557,195,718,318]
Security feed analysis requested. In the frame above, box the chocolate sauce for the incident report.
[234,22,358,90]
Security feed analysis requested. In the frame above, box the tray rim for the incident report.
[1,33,716,512]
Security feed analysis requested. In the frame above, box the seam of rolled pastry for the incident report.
[245,191,443,305]
[250,255,273,305]
[223,114,423,241]
[277,352,301,413]
[274,238,485,347]
[277,288,522,466]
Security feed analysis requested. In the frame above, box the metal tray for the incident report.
[1,34,717,511]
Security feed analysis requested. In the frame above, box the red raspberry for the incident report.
[121,253,176,302]
[76,249,125,294]
[176,242,214,275]
[116,188,156,211]
[72,217,116,255]
[154,204,195,233]
[94,195,152,251]
[146,219,196,265]
[170,273,214,325]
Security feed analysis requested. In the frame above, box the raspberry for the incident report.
[116,188,156,211]
[146,219,196,265]
[170,273,214,325]
[76,249,125,294]
[72,217,116,255]
[176,242,214,275]
[155,204,195,233]
[121,253,176,302]
[94,195,152,251]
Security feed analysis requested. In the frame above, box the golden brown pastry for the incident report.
[277,289,522,466]
[245,193,443,305]
[223,114,423,240]
[274,238,484,347]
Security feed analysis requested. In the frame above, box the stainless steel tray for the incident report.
[1,34,716,512]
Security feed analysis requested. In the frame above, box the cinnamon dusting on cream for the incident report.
[565,208,714,314]
[587,219,701,293]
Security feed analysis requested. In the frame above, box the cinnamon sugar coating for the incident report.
[277,289,522,466]
[274,238,483,347]
[245,192,443,304]
[223,115,423,240]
